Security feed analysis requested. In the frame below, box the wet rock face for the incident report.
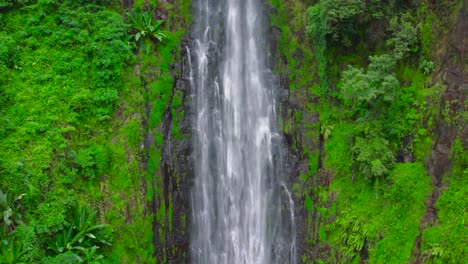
[428,5,468,186]
[157,40,194,264]
[412,5,467,263]
[267,25,316,264]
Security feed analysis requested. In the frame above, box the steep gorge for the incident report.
[0,0,465,263]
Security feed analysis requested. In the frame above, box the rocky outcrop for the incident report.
[412,4,467,262]
[157,42,193,263]
[131,1,193,262]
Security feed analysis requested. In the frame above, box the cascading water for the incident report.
[189,0,296,263]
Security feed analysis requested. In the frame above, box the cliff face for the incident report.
[266,0,467,263]
[70,0,465,262]
[159,1,466,263]
[106,1,193,262]
[141,2,193,263]
[0,0,463,263]
[412,5,467,263]
[155,37,193,264]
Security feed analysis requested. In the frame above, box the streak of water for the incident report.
[189,1,296,263]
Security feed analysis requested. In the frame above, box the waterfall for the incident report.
[189,0,296,263]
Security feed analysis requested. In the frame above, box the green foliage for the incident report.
[127,10,167,43]
[421,138,468,263]
[0,35,18,69]
[0,0,13,8]
[381,70,424,144]
[74,144,110,180]
[46,206,111,262]
[305,194,313,211]
[325,122,353,178]
[0,0,189,261]
[0,190,25,234]
[326,163,431,263]
[352,125,394,181]
[307,2,328,92]
[0,236,27,264]
[0,0,32,11]
[420,59,434,75]
[386,13,418,60]
[339,54,399,115]
[296,0,462,263]
[308,0,365,47]
[326,121,394,182]
[322,0,365,46]
[41,251,83,264]
[419,12,435,61]
[0,1,141,261]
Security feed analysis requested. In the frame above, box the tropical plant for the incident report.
[421,59,434,74]
[127,9,167,43]
[0,189,25,234]
[81,246,104,263]
[46,205,111,259]
[0,236,27,264]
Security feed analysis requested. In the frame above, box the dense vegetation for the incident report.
[0,0,189,263]
[270,0,466,263]
[0,0,466,263]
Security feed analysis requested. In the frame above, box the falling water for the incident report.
[189,0,296,263]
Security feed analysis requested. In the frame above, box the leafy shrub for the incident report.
[352,124,394,181]
[0,236,27,264]
[327,163,431,263]
[0,0,32,10]
[74,144,110,180]
[127,9,167,44]
[41,251,82,264]
[0,35,18,69]
[325,122,354,178]
[308,0,365,47]
[420,59,434,74]
[386,13,418,60]
[46,205,111,262]
[0,189,25,234]
[339,54,399,116]
[0,0,13,8]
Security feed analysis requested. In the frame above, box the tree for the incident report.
[386,13,417,60]
[352,124,395,181]
[339,54,399,116]
[308,0,365,47]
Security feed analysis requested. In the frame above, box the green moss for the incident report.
[324,122,353,178]
[325,163,431,263]
[421,138,468,263]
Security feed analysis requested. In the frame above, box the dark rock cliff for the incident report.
[157,43,193,263]
[151,0,466,262]
[412,4,467,262]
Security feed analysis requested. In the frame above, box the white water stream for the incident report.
[189,1,296,263]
